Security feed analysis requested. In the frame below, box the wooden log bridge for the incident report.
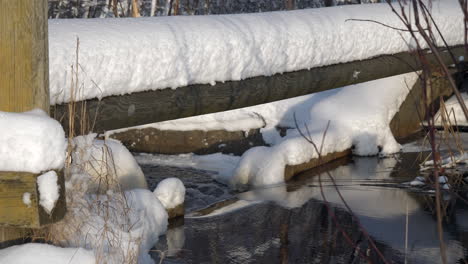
[53,46,465,134]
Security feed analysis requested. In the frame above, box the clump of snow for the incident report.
[410,179,425,187]
[421,152,468,171]
[37,171,60,214]
[47,134,168,264]
[0,243,95,264]
[439,176,448,184]
[407,175,452,190]
[0,109,66,173]
[48,2,463,104]
[154,178,186,209]
[22,192,32,207]
[71,134,147,192]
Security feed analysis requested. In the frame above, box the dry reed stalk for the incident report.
[44,37,145,264]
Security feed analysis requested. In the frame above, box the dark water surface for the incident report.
[141,152,468,264]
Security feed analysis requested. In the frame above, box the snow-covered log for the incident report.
[53,45,464,133]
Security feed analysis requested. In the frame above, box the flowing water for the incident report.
[140,138,468,264]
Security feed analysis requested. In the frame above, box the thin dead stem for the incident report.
[294,113,390,264]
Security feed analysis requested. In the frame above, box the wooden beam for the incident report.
[0,0,65,243]
[0,171,66,229]
[52,46,464,134]
[0,0,49,113]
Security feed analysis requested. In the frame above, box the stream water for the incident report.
[140,138,468,264]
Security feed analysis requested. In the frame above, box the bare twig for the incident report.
[294,113,390,264]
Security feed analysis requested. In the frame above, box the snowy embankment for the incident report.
[49,1,462,104]
[135,72,419,188]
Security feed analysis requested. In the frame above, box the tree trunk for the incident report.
[150,0,157,16]
[166,0,173,15]
[111,0,119,17]
[131,0,140,17]
[174,0,180,15]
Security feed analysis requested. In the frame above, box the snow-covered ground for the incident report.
[49,1,462,104]
[134,72,419,188]
[0,243,95,264]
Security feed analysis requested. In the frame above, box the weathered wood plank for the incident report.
[0,0,49,113]
[0,171,66,229]
[53,46,464,134]
[109,127,266,155]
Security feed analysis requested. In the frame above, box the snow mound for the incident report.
[49,2,463,104]
[50,135,168,264]
[37,171,60,214]
[71,134,147,192]
[0,109,66,173]
[154,178,186,209]
[0,243,95,264]
[221,72,419,188]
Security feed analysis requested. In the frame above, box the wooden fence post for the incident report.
[0,0,66,247]
[0,0,49,113]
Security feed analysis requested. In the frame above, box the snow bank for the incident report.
[71,134,147,192]
[227,72,418,188]
[0,243,95,264]
[154,178,186,209]
[136,73,418,188]
[49,1,462,104]
[435,93,468,126]
[37,171,60,214]
[0,109,66,173]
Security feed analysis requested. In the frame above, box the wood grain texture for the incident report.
[0,0,49,113]
[53,46,464,134]
[0,171,66,229]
